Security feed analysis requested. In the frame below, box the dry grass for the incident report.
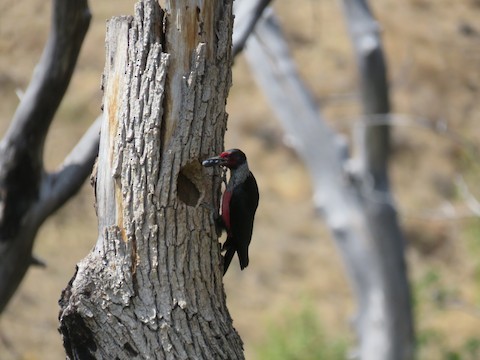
[1,0,480,359]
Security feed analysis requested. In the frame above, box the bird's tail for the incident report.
[237,245,249,270]
[223,247,236,275]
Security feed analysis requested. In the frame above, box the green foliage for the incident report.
[413,267,453,310]
[415,324,480,360]
[413,267,480,360]
[460,219,480,304]
[463,219,480,253]
[463,338,480,359]
[255,304,347,360]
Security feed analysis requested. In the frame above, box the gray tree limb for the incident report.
[0,0,92,314]
[342,0,390,182]
[342,1,414,358]
[232,0,272,57]
[34,116,101,223]
[59,0,243,358]
[242,4,414,360]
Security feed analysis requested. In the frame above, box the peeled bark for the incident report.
[58,0,242,358]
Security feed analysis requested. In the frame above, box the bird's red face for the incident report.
[202,149,247,169]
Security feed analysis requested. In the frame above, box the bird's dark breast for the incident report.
[222,190,232,233]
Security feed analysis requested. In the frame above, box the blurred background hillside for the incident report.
[1,0,480,359]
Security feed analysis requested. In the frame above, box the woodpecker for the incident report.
[202,149,259,275]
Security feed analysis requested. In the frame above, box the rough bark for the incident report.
[58,0,242,359]
[0,0,95,314]
[241,4,414,360]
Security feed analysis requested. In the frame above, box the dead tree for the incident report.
[238,0,414,359]
[342,1,414,357]
[58,0,243,358]
[0,0,99,314]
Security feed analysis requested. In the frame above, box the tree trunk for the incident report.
[58,0,242,358]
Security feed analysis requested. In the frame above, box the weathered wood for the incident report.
[232,0,272,57]
[0,0,93,314]
[59,0,242,358]
[242,5,413,360]
[342,1,414,358]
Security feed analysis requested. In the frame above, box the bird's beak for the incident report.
[202,156,227,167]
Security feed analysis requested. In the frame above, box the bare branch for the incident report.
[0,0,91,314]
[242,8,346,187]
[344,1,413,357]
[232,0,272,57]
[34,116,101,223]
[5,0,91,149]
[342,0,391,183]
[0,0,91,244]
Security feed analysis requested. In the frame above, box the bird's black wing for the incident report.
[228,172,259,270]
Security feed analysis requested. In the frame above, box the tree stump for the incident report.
[59,0,243,358]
